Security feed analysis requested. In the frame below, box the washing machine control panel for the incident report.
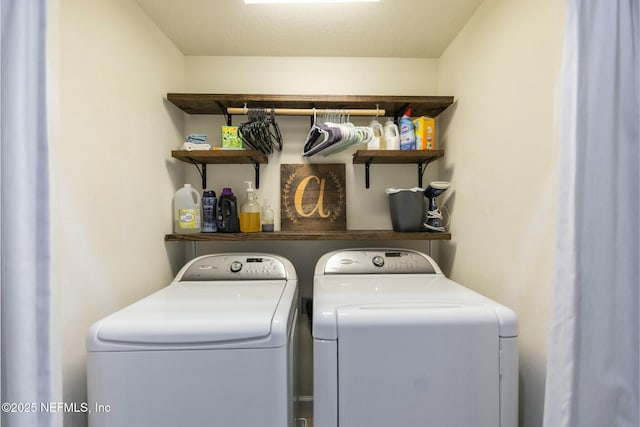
[323,250,438,274]
[180,255,289,281]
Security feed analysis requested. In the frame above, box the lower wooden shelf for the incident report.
[165,230,451,242]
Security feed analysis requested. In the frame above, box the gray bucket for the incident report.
[386,188,424,232]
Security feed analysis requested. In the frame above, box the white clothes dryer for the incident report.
[312,249,518,427]
[87,253,298,427]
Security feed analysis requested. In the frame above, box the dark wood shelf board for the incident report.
[353,150,445,164]
[171,150,268,164]
[165,230,451,242]
[167,93,454,118]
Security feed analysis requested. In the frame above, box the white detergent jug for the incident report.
[174,184,201,234]
[367,119,385,150]
[384,119,400,150]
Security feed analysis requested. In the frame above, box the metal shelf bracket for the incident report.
[186,159,208,189]
[418,159,436,188]
[252,160,261,189]
[185,157,262,189]
[363,159,435,189]
[365,161,372,189]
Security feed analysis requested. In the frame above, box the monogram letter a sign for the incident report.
[281,164,346,231]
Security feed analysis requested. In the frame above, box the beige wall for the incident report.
[437,0,565,425]
[187,56,439,95]
[51,0,186,426]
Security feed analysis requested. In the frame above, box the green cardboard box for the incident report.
[222,126,242,149]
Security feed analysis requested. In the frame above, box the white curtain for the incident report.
[544,1,639,427]
[0,1,53,427]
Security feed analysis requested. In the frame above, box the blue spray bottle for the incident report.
[399,108,416,150]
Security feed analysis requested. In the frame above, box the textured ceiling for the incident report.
[134,0,484,58]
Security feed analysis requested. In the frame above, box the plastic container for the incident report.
[174,184,201,234]
[385,187,424,232]
[261,199,275,232]
[384,119,400,150]
[217,188,240,233]
[240,181,261,233]
[399,108,416,150]
[202,190,217,233]
[367,119,386,150]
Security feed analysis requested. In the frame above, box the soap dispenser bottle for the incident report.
[240,181,261,233]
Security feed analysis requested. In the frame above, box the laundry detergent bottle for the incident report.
[217,187,240,232]
[240,181,261,233]
[174,184,201,234]
[201,190,217,233]
[384,119,400,150]
[367,119,386,150]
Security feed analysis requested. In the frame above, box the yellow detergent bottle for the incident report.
[174,184,201,234]
[240,181,261,233]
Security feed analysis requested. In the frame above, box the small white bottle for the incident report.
[261,199,275,232]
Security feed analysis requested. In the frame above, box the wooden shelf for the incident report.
[171,149,268,164]
[167,93,454,119]
[165,230,451,242]
[171,149,268,188]
[353,149,444,164]
[352,150,444,188]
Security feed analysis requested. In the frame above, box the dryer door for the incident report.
[337,304,500,427]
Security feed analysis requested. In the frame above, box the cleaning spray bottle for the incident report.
[240,181,261,233]
[399,108,416,150]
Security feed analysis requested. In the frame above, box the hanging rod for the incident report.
[226,106,385,117]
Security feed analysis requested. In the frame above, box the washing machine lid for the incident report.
[91,280,288,348]
[312,274,518,340]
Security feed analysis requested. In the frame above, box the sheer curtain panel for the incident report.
[0,1,53,427]
[544,1,639,426]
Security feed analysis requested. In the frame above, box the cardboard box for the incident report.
[221,126,242,149]
[413,116,436,150]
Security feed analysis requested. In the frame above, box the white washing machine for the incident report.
[87,253,298,427]
[313,249,518,427]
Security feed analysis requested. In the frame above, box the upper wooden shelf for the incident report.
[167,93,455,118]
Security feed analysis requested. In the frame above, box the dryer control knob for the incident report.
[230,261,243,273]
[372,256,385,268]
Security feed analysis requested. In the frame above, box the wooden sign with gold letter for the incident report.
[281,164,346,231]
